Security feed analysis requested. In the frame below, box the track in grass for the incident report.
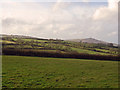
[2,55,118,88]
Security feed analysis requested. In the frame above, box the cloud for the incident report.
[92,0,118,43]
[52,0,65,11]
[107,31,117,37]
[82,0,89,3]
[93,0,118,20]
[1,1,118,43]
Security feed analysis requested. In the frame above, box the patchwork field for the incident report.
[2,55,118,88]
[1,35,118,56]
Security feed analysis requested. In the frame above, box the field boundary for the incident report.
[2,49,120,61]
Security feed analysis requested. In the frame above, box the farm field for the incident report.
[2,55,118,88]
[1,34,118,56]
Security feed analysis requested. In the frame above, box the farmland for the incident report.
[1,34,119,61]
[1,35,118,56]
[1,34,119,60]
[2,55,118,88]
[1,34,119,88]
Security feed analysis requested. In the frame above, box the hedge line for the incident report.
[2,49,120,61]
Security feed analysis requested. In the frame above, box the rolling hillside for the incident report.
[1,34,119,60]
[67,38,111,44]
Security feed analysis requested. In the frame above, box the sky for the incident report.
[0,0,119,43]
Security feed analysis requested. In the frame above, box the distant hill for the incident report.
[0,34,45,40]
[0,34,118,46]
[0,34,36,39]
[67,38,107,44]
[66,38,118,46]
[1,34,118,57]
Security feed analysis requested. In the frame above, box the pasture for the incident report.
[2,35,118,56]
[2,55,118,88]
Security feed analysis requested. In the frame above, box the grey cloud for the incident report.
[2,18,33,27]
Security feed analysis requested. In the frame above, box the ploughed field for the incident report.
[2,55,118,88]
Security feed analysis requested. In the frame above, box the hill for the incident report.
[66,38,118,47]
[0,34,45,40]
[1,34,119,60]
[67,38,109,44]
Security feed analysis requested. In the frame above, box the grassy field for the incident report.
[2,35,118,56]
[21,39,48,42]
[0,40,15,44]
[71,47,111,55]
[2,55,118,88]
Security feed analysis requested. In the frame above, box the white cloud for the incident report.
[1,1,118,43]
[107,31,117,37]
[92,0,118,43]
[82,0,89,3]
[93,0,118,20]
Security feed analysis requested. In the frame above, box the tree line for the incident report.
[2,49,120,61]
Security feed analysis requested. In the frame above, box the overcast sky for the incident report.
[0,0,119,43]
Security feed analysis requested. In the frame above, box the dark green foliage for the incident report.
[2,49,120,61]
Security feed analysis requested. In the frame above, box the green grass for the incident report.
[23,39,48,42]
[95,48,118,55]
[2,37,118,56]
[72,48,111,55]
[1,40,15,44]
[12,38,18,41]
[2,55,118,88]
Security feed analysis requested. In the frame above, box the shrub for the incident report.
[2,49,120,61]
